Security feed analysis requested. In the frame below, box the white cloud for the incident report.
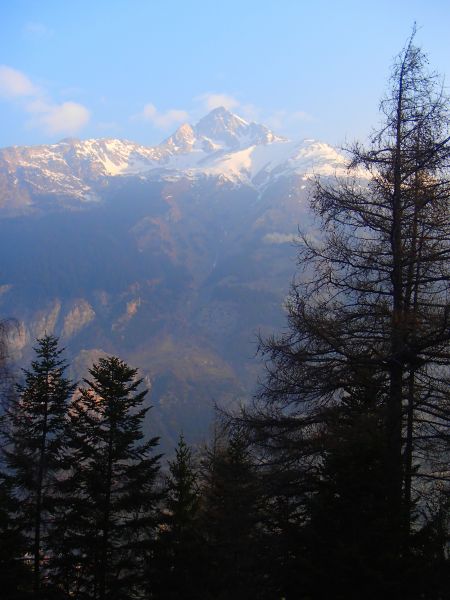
[0,65,37,98]
[29,101,90,135]
[97,121,120,132]
[197,92,239,112]
[194,94,312,133]
[139,103,189,129]
[292,110,313,122]
[265,109,314,132]
[239,103,261,122]
[22,21,53,39]
[263,232,298,245]
[136,94,313,140]
[264,111,287,131]
[0,65,90,137]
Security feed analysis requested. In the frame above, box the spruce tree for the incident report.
[56,356,161,600]
[199,430,263,600]
[0,470,33,598]
[1,335,75,598]
[151,434,202,599]
[0,320,32,598]
[300,384,391,599]
[165,434,199,539]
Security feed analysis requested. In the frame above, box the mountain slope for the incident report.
[0,108,351,446]
[0,107,349,214]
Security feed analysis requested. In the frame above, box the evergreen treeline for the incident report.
[0,337,448,599]
[0,32,449,600]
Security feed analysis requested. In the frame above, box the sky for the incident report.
[0,0,449,149]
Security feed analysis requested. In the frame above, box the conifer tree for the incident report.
[0,320,32,597]
[56,356,161,600]
[300,384,391,599]
[166,434,199,538]
[199,429,263,600]
[0,463,33,598]
[151,434,202,599]
[1,335,75,598]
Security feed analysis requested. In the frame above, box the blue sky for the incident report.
[0,0,449,148]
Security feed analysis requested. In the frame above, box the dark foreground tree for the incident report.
[0,319,13,406]
[241,31,449,597]
[199,428,265,600]
[1,335,75,598]
[0,473,33,598]
[0,321,33,598]
[55,356,161,600]
[300,382,395,599]
[151,434,203,599]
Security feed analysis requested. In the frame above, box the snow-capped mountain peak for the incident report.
[195,106,249,144]
[194,106,284,150]
[0,108,355,213]
[160,107,285,156]
[160,123,196,153]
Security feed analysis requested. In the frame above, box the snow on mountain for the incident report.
[193,106,283,148]
[0,107,353,212]
[0,107,358,439]
[0,137,160,207]
[149,107,351,185]
[179,138,349,186]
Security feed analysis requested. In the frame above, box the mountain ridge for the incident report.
[0,107,349,215]
[0,107,352,445]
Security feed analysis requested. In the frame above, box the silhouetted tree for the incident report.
[300,382,393,599]
[241,30,449,596]
[1,335,75,598]
[199,428,264,599]
[0,322,33,598]
[0,474,33,598]
[151,434,203,599]
[55,356,161,600]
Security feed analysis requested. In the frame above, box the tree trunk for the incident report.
[34,374,50,598]
[387,52,407,552]
[99,424,114,600]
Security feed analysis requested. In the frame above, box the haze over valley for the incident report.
[0,107,346,443]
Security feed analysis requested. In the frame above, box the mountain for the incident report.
[0,107,348,214]
[0,108,351,447]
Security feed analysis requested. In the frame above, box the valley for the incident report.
[0,107,343,445]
